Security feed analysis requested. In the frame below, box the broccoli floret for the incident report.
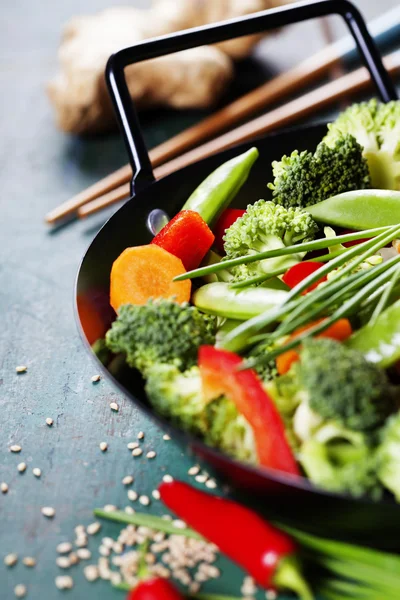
[324,99,400,190]
[105,299,217,376]
[376,412,400,501]
[145,364,257,463]
[297,338,394,431]
[245,340,278,382]
[222,200,318,281]
[267,135,370,209]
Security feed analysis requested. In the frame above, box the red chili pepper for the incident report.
[213,208,246,253]
[282,261,327,294]
[341,229,372,248]
[159,481,312,599]
[198,346,300,476]
[151,210,214,271]
[127,578,183,600]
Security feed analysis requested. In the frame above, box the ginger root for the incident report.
[48,0,288,134]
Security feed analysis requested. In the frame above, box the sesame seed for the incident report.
[16,366,27,374]
[195,474,207,483]
[127,490,138,502]
[146,451,156,459]
[110,402,119,412]
[173,519,187,530]
[68,552,79,566]
[87,522,101,535]
[46,418,53,426]
[17,462,27,473]
[77,548,91,560]
[10,445,22,453]
[23,557,36,568]
[57,542,73,554]
[99,545,110,557]
[266,591,277,600]
[4,553,18,567]
[152,490,160,500]
[75,535,88,548]
[137,431,144,440]
[132,448,142,457]
[56,556,71,569]
[205,479,217,489]
[102,537,114,549]
[32,468,41,478]
[163,434,171,441]
[99,442,108,452]
[84,565,99,582]
[41,506,55,518]
[139,495,150,506]
[125,506,135,515]
[91,375,101,383]
[122,475,133,486]
[103,504,117,512]
[113,542,123,554]
[110,572,122,586]
[188,465,200,476]
[162,474,173,483]
[55,575,74,590]
[1,482,9,494]
[127,442,138,450]
[74,525,85,535]
[14,584,27,598]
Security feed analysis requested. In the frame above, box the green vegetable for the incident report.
[376,412,400,501]
[221,199,318,281]
[346,299,400,368]
[244,339,278,382]
[105,299,216,376]
[267,134,370,209]
[192,282,288,320]
[182,147,259,225]
[323,98,400,190]
[308,189,400,229]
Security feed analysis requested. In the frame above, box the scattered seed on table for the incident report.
[99,545,110,557]
[32,468,41,478]
[57,543,73,554]
[113,542,123,554]
[173,519,186,530]
[146,451,156,459]
[205,479,217,489]
[132,448,142,457]
[265,591,277,600]
[162,474,173,483]
[162,514,172,521]
[99,442,108,452]
[41,506,55,518]
[22,557,36,568]
[1,482,9,494]
[139,495,150,506]
[87,522,101,535]
[103,504,117,512]
[17,462,26,473]
[152,490,160,500]
[110,402,119,412]
[122,475,134,486]
[16,366,27,374]
[4,553,18,567]
[75,534,88,548]
[110,572,122,586]
[127,442,138,450]
[68,552,79,566]
[77,548,91,560]
[241,576,257,596]
[74,525,85,535]
[45,418,53,427]
[188,465,200,476]
[56,556,71,569]
[137,431,144,440]
[91,375,101,383]
[125,506,135,515]
[163,434,170,441]
[127,490,138,502]
[14,584,27,598]
[10,445,22,453]
[102,537,114,549]
[84,565,99,582]
[55,575,74,590]
[195,474,208,483]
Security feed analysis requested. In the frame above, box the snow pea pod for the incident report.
[346,299,400,368]
[192,282,288,320]
[308,189,400,230]
[182,147,259,225]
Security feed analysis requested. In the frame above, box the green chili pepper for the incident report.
[308,189,400,230]
[182,147,259,225]
[345,299,400,368]
[192,281,288,320]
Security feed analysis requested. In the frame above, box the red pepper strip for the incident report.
[282,261,327,295]
[151,209,215,271]
[213,208,246,253]
[127,578,183,600]
[198,346,300,476]
[159,481,312,599]
[341,229,372,248]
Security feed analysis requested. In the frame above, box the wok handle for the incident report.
[105,0,397,195]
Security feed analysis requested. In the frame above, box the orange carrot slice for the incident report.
[110,245,191,312]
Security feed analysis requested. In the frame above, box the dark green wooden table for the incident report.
[0,1,396,598]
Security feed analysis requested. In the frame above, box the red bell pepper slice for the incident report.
[282,261,327,295]
[127,578,183,600]
[341,228,372,247]
[213,208,246,253]
[198,346,300,476]
[151,210,214,271]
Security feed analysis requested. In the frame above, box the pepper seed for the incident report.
[4,553,18,567]
[127,490,138,502]
[22,557,36,568]
[162,474,173,483]
[17,462,27,473]
[103,504,117,512]
[127,442,138,450]
[45,418,53,426]
[146,451,156,459]
[76,548,91,560]
[57,542,73,554]
[14,584,27,598]
[91,375,101,383]
[56,556,71,569]
[122,475,133,486]
[205,479,217,489]
[87,522,101,535]
[137,431,144,440]
[99,442,108,452]
[1,482,9,494]
[188,465,200,476]
[41,506,55,518]
[132,448,142,457]
[16,366,27,374]
[55,576,74,590]
[84,565,99,582]
[163,434,170,441]
[152,490,160,500]
[139,495,150,506]
[10,445,22,453]
[110,402,119,412]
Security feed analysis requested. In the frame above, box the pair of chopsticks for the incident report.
[46,7,400,226]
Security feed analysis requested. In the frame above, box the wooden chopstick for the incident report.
[46,42,350,225]
[77,51,400,219]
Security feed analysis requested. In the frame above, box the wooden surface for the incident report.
[0,1,397,598]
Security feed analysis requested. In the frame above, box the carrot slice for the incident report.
[276,318,352,375]
[110,245,191,312]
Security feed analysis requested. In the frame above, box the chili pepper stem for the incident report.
[273,555,314,600]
